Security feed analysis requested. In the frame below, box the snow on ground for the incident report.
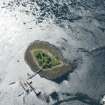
[0,0,105,105]
[0,6,62,105]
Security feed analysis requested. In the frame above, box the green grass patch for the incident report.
[33,50,60,69]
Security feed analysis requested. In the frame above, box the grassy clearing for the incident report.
[33,50,60,69]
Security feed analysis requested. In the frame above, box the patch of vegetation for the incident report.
[33,50,60,69]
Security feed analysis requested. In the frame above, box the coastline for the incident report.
[25,40,73,80]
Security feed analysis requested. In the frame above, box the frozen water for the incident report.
[0,0,105,105]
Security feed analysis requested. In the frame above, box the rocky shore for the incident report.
[25,40,73,80]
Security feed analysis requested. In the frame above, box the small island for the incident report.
[25,40,73,81]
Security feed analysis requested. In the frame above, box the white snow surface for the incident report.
[0,0,105,105]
